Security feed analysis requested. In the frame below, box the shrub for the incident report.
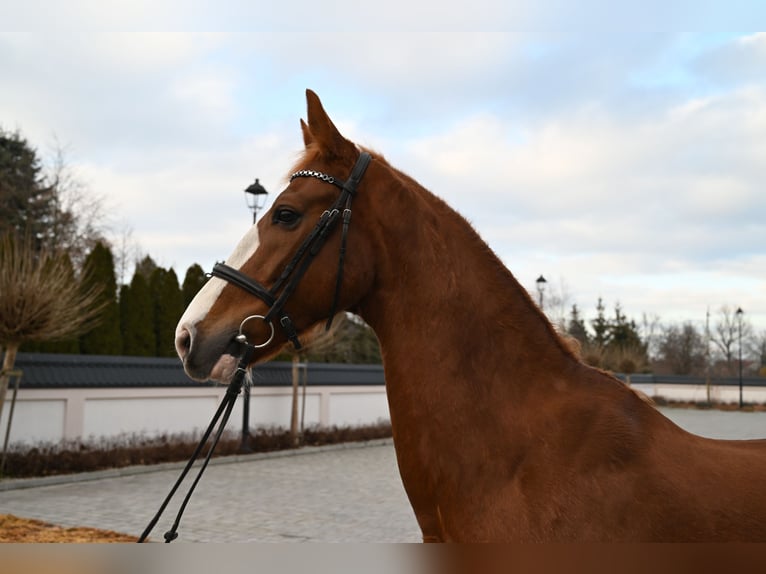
[1,422,393,479]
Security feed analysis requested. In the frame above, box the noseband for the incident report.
[209,151,372,351]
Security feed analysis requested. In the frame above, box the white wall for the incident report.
[630,382,766,405]
[0,385,389,446]
[6,380,763,447]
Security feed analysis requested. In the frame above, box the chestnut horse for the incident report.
[175,90,766,542]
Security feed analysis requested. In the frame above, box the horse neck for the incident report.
[356,170,577,405]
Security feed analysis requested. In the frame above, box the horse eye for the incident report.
[273,207,301,226]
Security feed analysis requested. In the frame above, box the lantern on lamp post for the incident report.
[536,275,547,310]
[244,178,269,224]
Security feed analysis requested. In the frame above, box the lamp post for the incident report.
[240,178,269,453]
[244,178,269,224]
[736,307,744,409]
[536,275,547,310]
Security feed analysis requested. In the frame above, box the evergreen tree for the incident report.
[605,302,648,373]
[120,271,155,356]
[0,128,56,248]
[607,302,645,353]
[135,254,158,280]
[79,241,122,355]
[566,304,589,345]
[591,297,610,348]
[150,267,184,357]
[0,127,104,264]
[182,263,207,307]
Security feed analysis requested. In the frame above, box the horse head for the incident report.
[175,90,378,382]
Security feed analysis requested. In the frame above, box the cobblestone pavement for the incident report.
[0,441,422,542]
[2,408,766,542]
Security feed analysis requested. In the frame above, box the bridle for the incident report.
[209,151,373,351]
[138,151,372,543]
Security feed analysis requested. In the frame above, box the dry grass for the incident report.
[0,513,136,543]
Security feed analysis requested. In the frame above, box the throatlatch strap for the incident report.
[342,151,372,196]
[325,152,370,330]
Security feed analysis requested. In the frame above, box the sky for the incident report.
[1,10,765,335]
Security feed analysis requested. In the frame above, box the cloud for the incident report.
[0,33,235,155]
[75,128,297,272]
[398,84,766,260]
[1,30,764,331]
[383,69,766,328]
[694,32,766,87]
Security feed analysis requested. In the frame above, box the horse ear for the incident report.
[305,89,354,158]
[300,119,313,147]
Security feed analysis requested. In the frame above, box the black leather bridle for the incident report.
[209,151,372,352]
[137,151,372,543]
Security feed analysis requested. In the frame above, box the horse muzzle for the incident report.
[175,323,243,383]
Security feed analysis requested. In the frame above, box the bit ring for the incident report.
[237,314,275,349]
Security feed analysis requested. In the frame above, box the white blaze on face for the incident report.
[175,224,261,339]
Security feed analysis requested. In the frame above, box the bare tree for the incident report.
[749,330,766,376]
[112,223,139,286]
[542,276,572,331]
[655,322,708,376]
[711,305,753,374]
[45,140,110,268]
[639,312,663,361]
[0,235,104,427]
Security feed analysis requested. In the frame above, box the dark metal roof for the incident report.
[14,353,385,389]
[615,373,764,387]
[17,353,758,390]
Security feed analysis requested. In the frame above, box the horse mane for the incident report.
[288,143,641,398]
[386,158,653,402]
[383,161,587,366]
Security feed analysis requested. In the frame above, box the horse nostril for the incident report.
[175,327,192,360]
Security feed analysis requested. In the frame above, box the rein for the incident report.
[137,152,371,543]
[137,330,255,543]
[210,151,372,351]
